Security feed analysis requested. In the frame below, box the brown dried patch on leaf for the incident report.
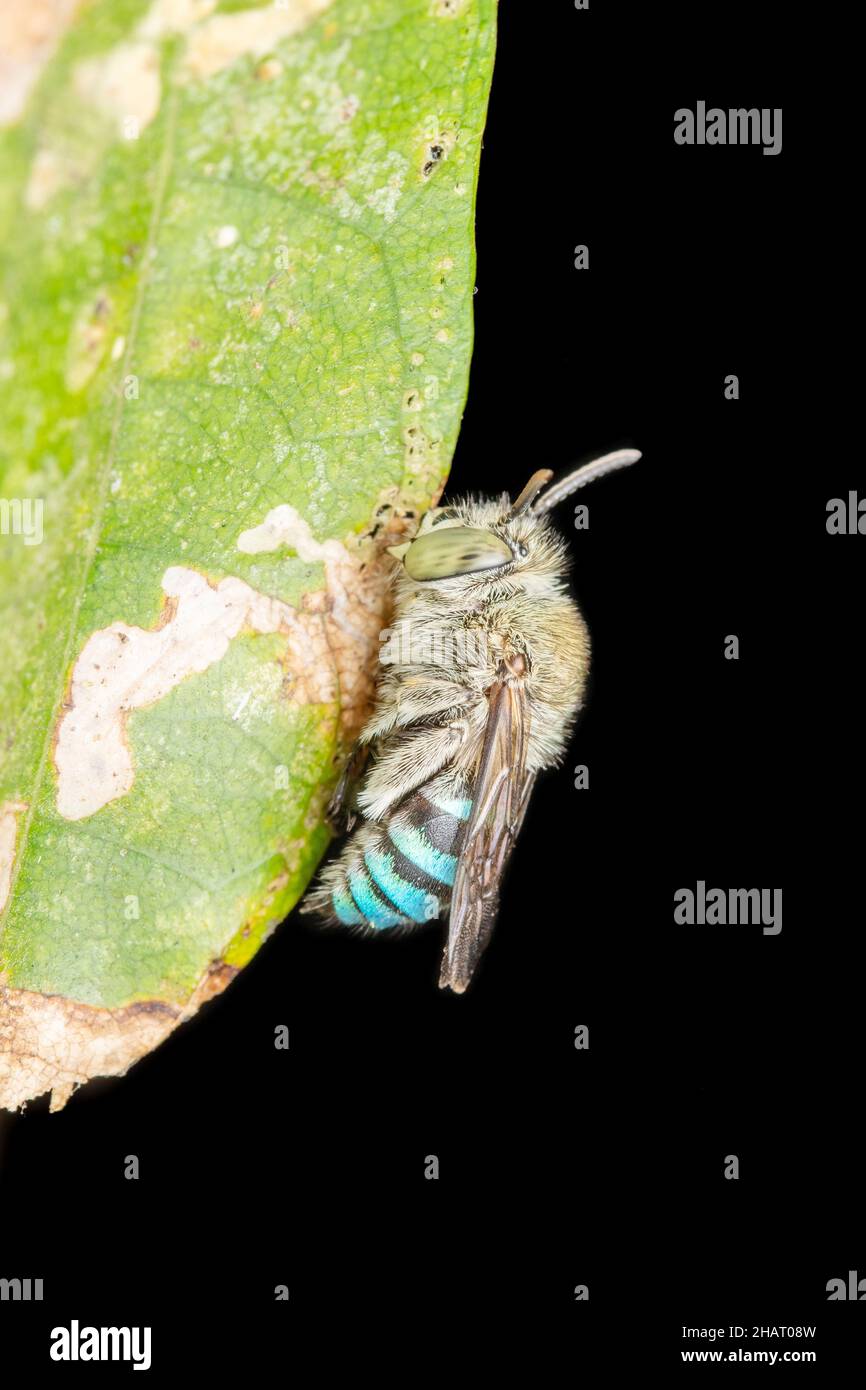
[237,505,406,745]
[0,960,238,1113]
[318,541,395,741]
[0,986,175,1112]
[181,959,239,1013]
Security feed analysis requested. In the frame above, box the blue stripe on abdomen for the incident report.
[387,821,458,887]
[332,884,365,926]
[364,848,440,923]
[423,788,473,821]
[347,866,407,930]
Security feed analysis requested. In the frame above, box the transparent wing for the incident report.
[439,669,536,992]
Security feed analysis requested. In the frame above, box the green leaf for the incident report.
[0,0,496,1110]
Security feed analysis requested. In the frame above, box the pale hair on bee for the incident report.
[302,448,641,992]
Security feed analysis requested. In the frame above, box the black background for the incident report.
[2,0,860,1376]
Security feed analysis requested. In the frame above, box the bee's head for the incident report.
[387,451,640,586]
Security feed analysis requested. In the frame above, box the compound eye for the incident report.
[402,526,513,580]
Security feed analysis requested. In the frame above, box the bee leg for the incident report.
[327,739,370,834]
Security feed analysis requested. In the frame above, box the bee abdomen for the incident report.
[324,781,472,932]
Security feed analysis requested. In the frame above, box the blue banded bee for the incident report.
[303,449,641,991]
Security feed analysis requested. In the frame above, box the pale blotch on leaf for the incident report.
[215,224,239,248]
[58,495,395,827]
[54,0,328,152]
[25,147,78,212]
[74,42,162,137]
[0,802,28,914]
[255,58,284,82]
[65,290,113,394]
[182,0,335,80]
[0,0,81,129]
[137,0,218,41]
[23,0,212,205]
[54,567,312,822]
[366,164,406,223]
[53,505,393,821]
[237,503,347,563]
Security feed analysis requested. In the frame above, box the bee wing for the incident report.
[439,673,536,993]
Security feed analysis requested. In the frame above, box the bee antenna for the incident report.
[531,449,642,515]
[509,469,554,516]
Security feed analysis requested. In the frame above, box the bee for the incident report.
[303,449,641,991]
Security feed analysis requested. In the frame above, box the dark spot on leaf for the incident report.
[422,143,446,178]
